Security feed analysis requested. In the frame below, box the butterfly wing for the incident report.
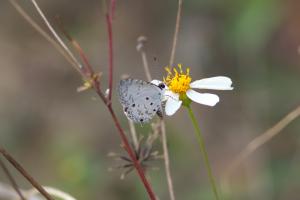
[118,79,163,123]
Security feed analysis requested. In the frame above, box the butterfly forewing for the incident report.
[118,79,163,123]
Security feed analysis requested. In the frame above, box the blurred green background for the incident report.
[0,0,300,199]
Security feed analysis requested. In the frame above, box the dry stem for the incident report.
[128,120,139,150]
[137,36,152,81]
[169,0,183,66]
[160,120,176,200]
[0,147,54,200]
[163,0,185,198]
[8,0,83,76]
[137,36,176,200]
[0,158,26,200]
[106,1,114,101]
[221,105,300,193]
[30,0,83,70]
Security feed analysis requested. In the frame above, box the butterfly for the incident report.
[118,79,166,123]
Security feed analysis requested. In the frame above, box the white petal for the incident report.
[190,76,233,90]
[164,90,177,99]
[161,89,177,101]
[165,93,182,116]
[186,89,219,106]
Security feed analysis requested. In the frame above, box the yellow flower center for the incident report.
[164,64,192,94]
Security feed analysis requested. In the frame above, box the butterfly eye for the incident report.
[158,83,165,90]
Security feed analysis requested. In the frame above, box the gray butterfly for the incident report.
[118,79,166,123]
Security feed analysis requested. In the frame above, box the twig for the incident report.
[221,105,300,193]
[30,0,83,70]
[55,16,95,77]
[0,147,54,200]
[163,0,185,198]
[0,158,26,200]
[103,4,156,197]
[160,120,176,200]
[109,0,116,19]
[7,0,83,77]
[106,105,157,200]
[103,5,158,197]
[137,36,152,81]
[137,36,176,200]
[128,120,139,150]
[106,0,114,102]
[126,35,153,154]
[169,0,183,66]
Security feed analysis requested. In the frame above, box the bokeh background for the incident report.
[0,0,300,199]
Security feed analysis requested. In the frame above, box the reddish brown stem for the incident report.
[92,84,156,199]
[103,2,156,198]
[107,105,157,200]
[110,0,116,19]
[106,13,113,101]
[0,147,54,200]
[71,41,95,77]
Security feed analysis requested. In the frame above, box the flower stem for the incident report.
[186,106,220,200]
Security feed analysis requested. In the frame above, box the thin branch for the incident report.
[160,120,176,200]
[221,105,300,193]
[7,0,83,77]
[164,0,185,198]
[0,158,26,200]
[137,36,176,200]
[107,105,157,200]
[122,37,150,154]
[0,147,54,200]
[137,36,152,81]
[128,120,139,150]
[55,16,95,77]
[56,18,107,101]
[30,0,83,70]
[169,0,183,66]
[109,0,116,19]
[106,12,114,101]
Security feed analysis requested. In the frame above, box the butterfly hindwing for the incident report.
[118,79,163,123]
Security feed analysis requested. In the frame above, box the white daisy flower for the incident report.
[152,64,233,116]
